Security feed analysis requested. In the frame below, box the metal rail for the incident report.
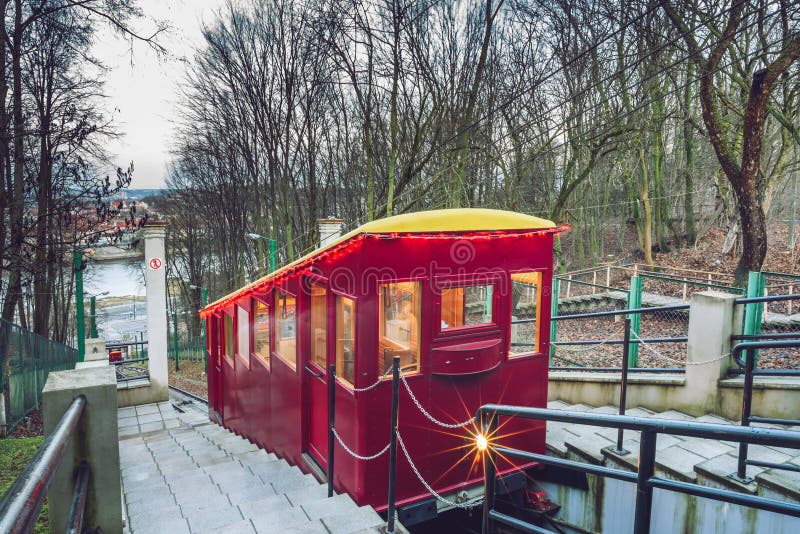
[66,462,91,534]
[0,395,87,533]
[551,336,687,346]
[552,303,689,321]
[734,339,800,480]
[734,293,800,304]
[476,404,800,534]
[550,367,685,373]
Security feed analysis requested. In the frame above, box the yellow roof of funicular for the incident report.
[357,208,555,233]
[202,209,557,315]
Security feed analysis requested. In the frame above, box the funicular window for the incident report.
[237,305,250,365]
[335,296,355,386]
[378,282,421,375]
[509,272,542,357]
[275,291,297,370]
[253,299,271,368]
[440,283,494,330]
[224,313,234,364]
[310,283,327,370]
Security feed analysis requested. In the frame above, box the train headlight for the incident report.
[475,433,489,452]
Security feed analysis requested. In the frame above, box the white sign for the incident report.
[148,257,163,270]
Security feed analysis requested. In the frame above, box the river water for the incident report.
[84,259,146,298]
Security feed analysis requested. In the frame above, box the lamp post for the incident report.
[190,284,208,371]
[74,252,85,361]
[246,232,277,273]
[88,291,110,339]
[73,249,96,361]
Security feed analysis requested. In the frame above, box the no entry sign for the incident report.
[148,257,163,270]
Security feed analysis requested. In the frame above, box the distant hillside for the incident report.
[110,189,165,203]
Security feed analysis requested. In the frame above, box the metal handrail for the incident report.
[734,339,800,480]
[734,293,800,305]
[67,462,91,534]
[0,395,87,532]
[476,404,800,534]
[552,303,689,321]
[106,340,149,348]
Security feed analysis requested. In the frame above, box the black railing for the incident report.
[733,339,800,480]
[327,356,402,533]
[0,395,89,532]
[476,404,800,534]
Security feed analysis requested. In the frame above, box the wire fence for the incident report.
[0,317,78,433]
[167,336,206,363]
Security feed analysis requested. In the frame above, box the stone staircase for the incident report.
[119,406,387,534]
[545,400,800,501]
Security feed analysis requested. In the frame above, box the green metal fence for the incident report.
[1,318,78,433]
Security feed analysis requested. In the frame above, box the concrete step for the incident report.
[120,402,396,534]
[547,401,800,503]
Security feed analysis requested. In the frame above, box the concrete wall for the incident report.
[541,473,800,534]
[42,366,121,533]
[548,291,800,420]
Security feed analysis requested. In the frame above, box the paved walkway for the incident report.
[117,395,386,534]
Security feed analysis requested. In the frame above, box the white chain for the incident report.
[396,431,484,509]
[631,331,731,366]
[332,428,390,461]
[554,337,618,354]
[399,371,475,429]
[351,367,393,392]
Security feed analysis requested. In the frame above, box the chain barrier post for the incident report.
[614,318,632,455]
[387,356,400,534]
[737,346,755,481]
[481,409,497,534]
[633,430,657,534]
[626,274,642,367]
[549,278,560,363]
[328,363,336,498]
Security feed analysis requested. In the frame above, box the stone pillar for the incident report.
[682,291,737,415]
[318,218,344,248]
[143,221,169,402]
[84,338,107,362]
[43,366,121,533]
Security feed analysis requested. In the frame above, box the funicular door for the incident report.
[304,279,330,466]
[210,315,224,424]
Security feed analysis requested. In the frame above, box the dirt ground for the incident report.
[168,359,209,399]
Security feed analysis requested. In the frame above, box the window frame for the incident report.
[235,304,251,368]
[251,295,272,371]
[223,309,235,367]
[306,275,330,375]
[378,277,424,379]
[273,288,298,372]
[332,289,358,392]
[434,274,502,338]
[507,269,544,359]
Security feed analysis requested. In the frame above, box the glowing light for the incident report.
[475,433,489,452]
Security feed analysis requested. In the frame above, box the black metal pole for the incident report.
[615,318,631,454]
[633,430,657,534]
[738,347,756,480]
[66,461,91,534]
[328,363,336,498]
[482,410,498,534]
[387,356,400,534]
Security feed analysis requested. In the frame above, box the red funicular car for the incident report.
[200,208,565,523]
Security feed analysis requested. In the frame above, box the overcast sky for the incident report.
[91,0,227,190]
